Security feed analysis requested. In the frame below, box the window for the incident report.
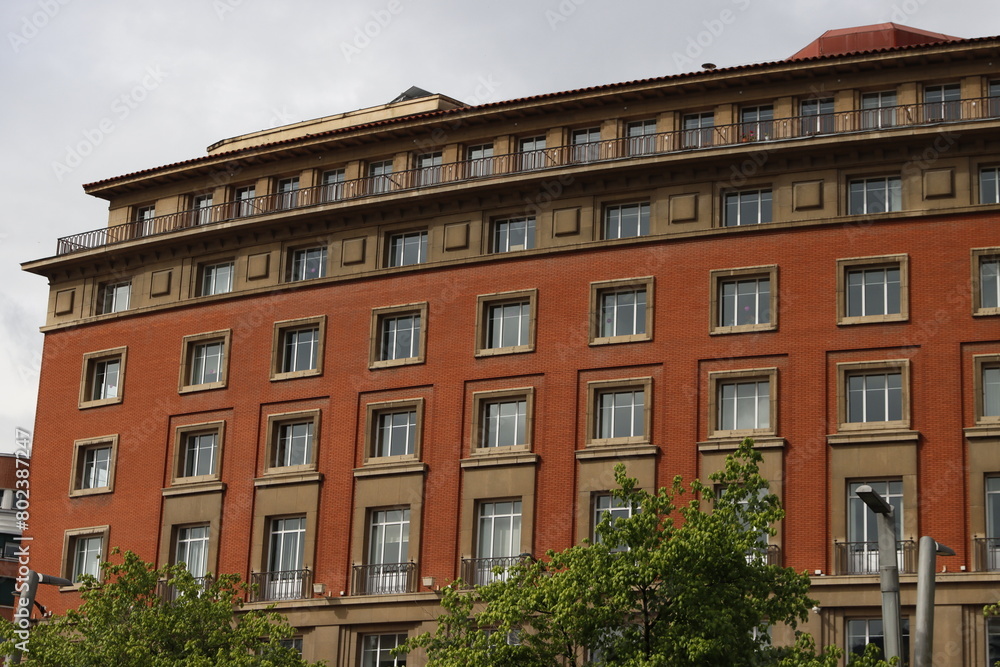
[234,185,257,217]
[387,230,427,267]
[598,388,644,440]
[626,119,657,156]
[990,80,1000,117]
[275,421,313,467]
[321,168,345,202]
[518,135,547,171]
[603,202,649,239]
[683,112,714,148]
[265,517,306,600]
[571,127,601,163]
[361,634,407,667]
[172,421,223,484]
[476,290,536,355]
[846,480,904,575]
[974,248,1000,315]
[79,347,127,408]
[848,176,901,214]
[710,266,777,334]
[975,355,1000,423]
[984,477,1000,571]
[837,360,910,430]
[861,91,897,129]
[846,617,910,662]
[740,105,773,142]
[365,399,422,463]
[837,255,908,324]
[473,500,522,584]
[709,369,777,437]
[271,316,325,380]
[192,194,214,225]
[135,204,156,236]
[70,435,118,496]
[800,97,834,135]
[923,83,961,122]
[365,509,411,594]
[200,261,234,296]
[466,143,494,178]
[989,617,1000,667]
[723,189,772,226]
[471,388,534,454]
[276,177,299,209]
[590,277,653,345]
[175,525,210,579]
[368,160,394,194]
[416,152,442,186]
[178,330,231,393]
[97,280,130,314]
[492,216,535,252]
[981,167,1000,204]
[592,493,634,551]
[370,303,427,368]
[62,527,108,584]
[288,246,327,281]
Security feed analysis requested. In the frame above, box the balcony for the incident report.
[975,537,1000,571]
[746,544,782,566]
[156,575,213,602]
[249,568,312,602]
[55,96,1000,257]
[460,555,527,586]
[835,540,917,575]
[351,562,417,595]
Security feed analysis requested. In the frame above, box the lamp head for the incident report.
[855,484,893,515]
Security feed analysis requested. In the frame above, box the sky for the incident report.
[0,0,996,455]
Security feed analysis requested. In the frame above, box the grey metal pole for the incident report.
[914,537,956,667]
[8,571,73,665]
[875,511,902,663]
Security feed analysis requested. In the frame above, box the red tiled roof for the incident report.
[788,22,960,59]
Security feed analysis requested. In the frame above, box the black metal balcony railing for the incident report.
[351,561,417,595]
[156,575,213,602]
[249,568,312,602]
[56,96,1000,256]
[975,537,1000,571]
[460,555,526,587]
[746,544,782,566]
[835,540,917,575]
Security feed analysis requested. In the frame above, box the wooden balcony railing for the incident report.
[351,561,417,595]
[55,96,1000,256]
[835,540,916,575]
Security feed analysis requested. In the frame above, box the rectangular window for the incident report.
[626,119,657,156]
[981,167,1000,204]
[518,135,547,171]
[986,365,1000,418]
[370,303,427,368]
[593,493,634,551]
[276,177,299,209]
[80,446,111,489]
[191,342,224,386]
[849,176,902,214]
[590,278,653,345]
[975,355,1000,424]
[275,421,313,467]
[135,205,156,236]
[846,481,904,576]
[861,91,897,129]
[709,369,777,438]
[362,634,407,667]
[72,535,103,582]
[598,389,644,439]
[234,185,256,217]
[289,247,327,281]
[847,618,910,662]
[200,261,234,296]
[682,112,714,148]
[192,194,214,225]
[366,509,411,594]
[265,517,306,600]
[571,127,601,163]
[175,525,210,579]
[416,152,443,186]
[974,248,1000,315]
[179,330,231,393]
[387,230,427,267]
[466,143,494,178]
[282,328,318,373]
[923,83,961,122]
[710,266,778,334]
[838,255,908,324]
[79,347,127,408]
[376,410,417,457]
[98,281,131,315]
[482,398,527,448]
[492,216,535,252]
[985,477,1000,571]
[486,301,530,349]
[990,80,1000,117]
[368,160,394,194]
[837,360,909,431]
[321,168,345,202]
[182,432,217,477]
[800,97,834,135]
[740,105,773,142]
[988,617,1000,667]
[474,500,522,584]
[270,316,326,379]
[604,202,649,239]
[70,436,118,496]
[724,189,772,226]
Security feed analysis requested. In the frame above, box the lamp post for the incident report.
[914,536,955,667]
[855,484,902,663]
[8,570,73,665]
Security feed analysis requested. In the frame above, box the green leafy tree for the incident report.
[0,549,324,667]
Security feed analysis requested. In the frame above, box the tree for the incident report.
[0,549,324,666]
[400,439,856,666]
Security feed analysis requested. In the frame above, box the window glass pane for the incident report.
[985,366,1000,417]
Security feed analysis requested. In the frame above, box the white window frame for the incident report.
[603,202,649,239]
[201,261,234,296]
[387,230,428,267]
[98,281,131,315]
[861,90,897,129]
[492,216,535,252]
[175,525,210,579]
[288,246,327,282]
[848,176,902,215]
[362,633,407,667]
[626,119,657,155]
[723,189,772,226]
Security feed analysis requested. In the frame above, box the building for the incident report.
[20,22,1000,665]
[0,451,28,622]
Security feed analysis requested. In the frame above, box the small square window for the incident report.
[387,230,427,267]
[365,399,423,464]
[848,176,902,215]
[265,411,320,474]
[710,266,778,335]
[370,303,427,369]
[475,290,537,357]
[69,435,118,497]
[492,217,535,252]
[586,378,652,447]
[975,355,1000,424]
[271,316,326,380]
[200,261,234,296]
[178,330,231,393]
[97,280,131,315]
[288,246,327,282]
[973,248,1000,316]
[589,277,654,345]
[979,167,999,204]
[723,189,772,226]
[172,421,225,485]
[837,255,909,325]
[603,202,649,239]
[837,359,910,432]
[709,368,778,439]
[79,347,127,408]
[61,526,109,586]
[471,388,534,454]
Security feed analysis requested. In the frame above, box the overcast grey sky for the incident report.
[0,0,996,454]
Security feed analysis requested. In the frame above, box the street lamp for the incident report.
[855,484,902,663]
[914,536,955,667]
[8,570,73,665]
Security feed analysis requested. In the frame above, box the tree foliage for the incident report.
[0,549,324,667]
